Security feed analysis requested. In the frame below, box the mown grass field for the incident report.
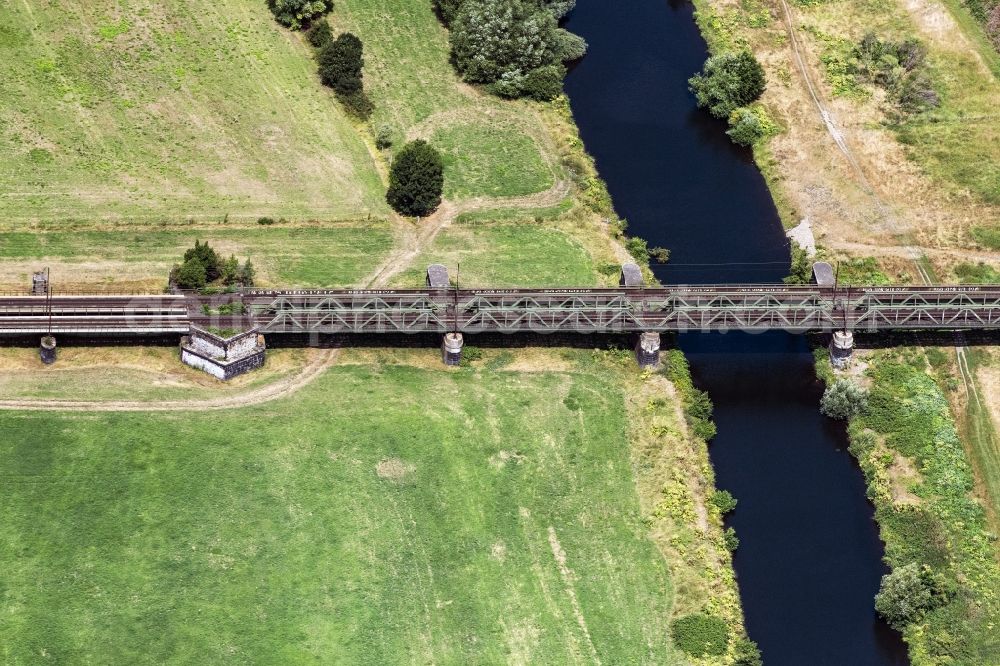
[0,360,685,664]
[0,0,386,223]
[0,223,393,289]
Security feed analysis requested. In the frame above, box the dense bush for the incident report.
[317,32,373,118]
[875,563,948,629]
[723,527,740,552]
[711,489,738,514]
[307,20,333,48]
[734,638,763,666]
[184,240,221,282]
[267,0,331,30]
[172,241,254,289]
[375,124,394,150]
[726,105,775,146]
[820,379,868,420]
[433,0,465,25]
[386,140,445,216]
[447,0,586,100]
[318,33,364,95]
[257,216,276,225]
[670,614,729,657]
[624,236,650,264]
[849,33,939,113]
[174,258,207,289]
[689,51,766,120]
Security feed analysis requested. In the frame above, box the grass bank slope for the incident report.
[0,0,386,224]
[0,360,687,664]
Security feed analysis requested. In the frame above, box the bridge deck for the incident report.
[0,285,997,336]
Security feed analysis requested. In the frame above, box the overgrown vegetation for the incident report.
[386,140,445,217]
[170,240,254,290]
[689,50,771,146]
[441,0,587,100]
[267,0,332,29]
[842,353,1000,664]
[663,349,718,443]
[670,614,730,657]
[849,33,939,115]
[820,379,869,420]
[317,32,374,118]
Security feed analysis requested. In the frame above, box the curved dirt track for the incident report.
[0,349,340,413]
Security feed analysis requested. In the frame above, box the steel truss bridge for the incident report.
[1,284,998,336]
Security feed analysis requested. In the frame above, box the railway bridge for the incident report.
[1,263,998,370]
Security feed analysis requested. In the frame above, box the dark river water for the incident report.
[563,1,909,663]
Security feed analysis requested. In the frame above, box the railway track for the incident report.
[1,283,998,337]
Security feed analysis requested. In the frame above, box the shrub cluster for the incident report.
[820,379,868,420]
[875,562,950,629]
[171,241,254,290]
[267,0,331,30]
[439,0,587,100]
[386,140,445,217]
[317,32,374,119]
[670,614,729,658]
[849,33,939,114]
[689,50,771,147]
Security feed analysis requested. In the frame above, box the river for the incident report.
[563,1,909,663]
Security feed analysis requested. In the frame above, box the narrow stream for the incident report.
[563,1,908,663]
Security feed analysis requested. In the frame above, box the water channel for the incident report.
[563,1,908,663]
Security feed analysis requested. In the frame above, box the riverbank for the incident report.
[691,0,1000,278]
[819,347,1000,664]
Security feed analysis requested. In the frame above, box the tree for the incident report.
[689,50,767,119]
[711,489,738,514]
[220,255,240,286]
[174,258,207,289]
[183,240,221,282]
[386,140,445,217]
[451,0,558,83]
[820,379,868,420]
[267,0,332,30]
[875,563,945,629]
[238,258,255,287]
[318,33,364,95]
[307,20,333,48]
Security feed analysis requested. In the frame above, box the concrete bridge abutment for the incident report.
[636,332,661,369]
[830,330,854,369]
[442,332,464,366]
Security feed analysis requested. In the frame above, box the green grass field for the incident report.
[390,221,599,288]
[336,0,556,200]
[0,0,386,223]
[0,361,683,664]
[0,223,394,288]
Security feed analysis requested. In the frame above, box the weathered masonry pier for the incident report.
[1,264,998,372]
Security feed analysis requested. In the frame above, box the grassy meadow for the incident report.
[0,0,386,223]
[0,223,394,289]
[0,358,691,664]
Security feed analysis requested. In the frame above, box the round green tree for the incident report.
[386,140,445,217]
[318,33,364,95]
[689,50,767,119]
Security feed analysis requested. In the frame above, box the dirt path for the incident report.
[0,349,340,412]
[777,0,932,278]
[362,178,571,288]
